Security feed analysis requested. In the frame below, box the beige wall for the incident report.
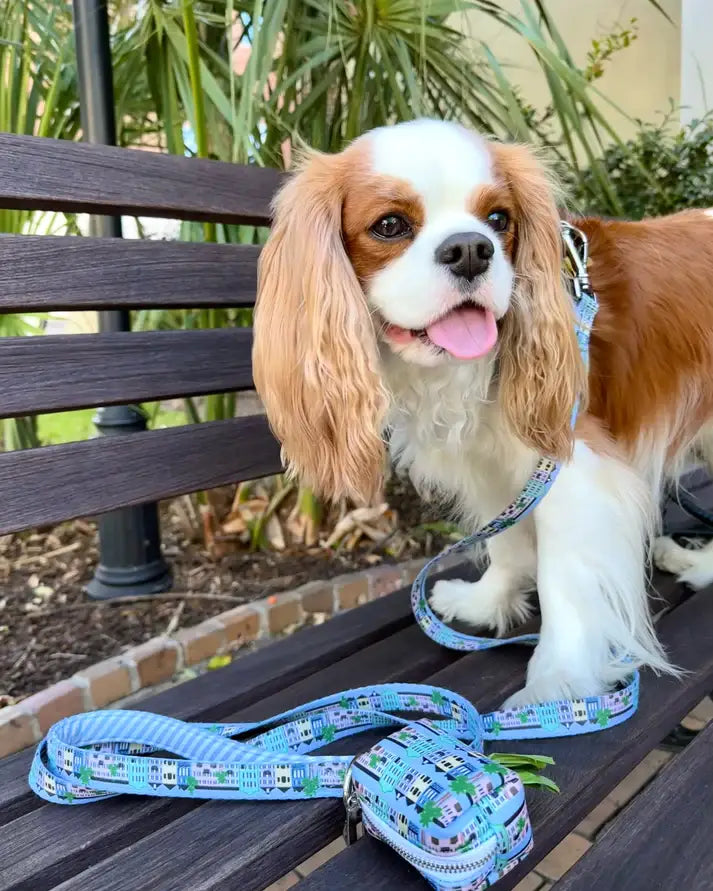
[460,0,681,137]
[680,0,713,124]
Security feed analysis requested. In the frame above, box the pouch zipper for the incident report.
[361,801,497,877]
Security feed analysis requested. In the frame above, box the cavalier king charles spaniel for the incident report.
[253,118,713,706]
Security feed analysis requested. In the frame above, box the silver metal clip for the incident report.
[560,220,590,302]
[342,761,361,846]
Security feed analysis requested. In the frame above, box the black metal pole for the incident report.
[73,0,171,599]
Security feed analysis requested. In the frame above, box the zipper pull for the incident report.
[342,764,361,846]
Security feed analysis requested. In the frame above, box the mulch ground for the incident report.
[0,478,450,703]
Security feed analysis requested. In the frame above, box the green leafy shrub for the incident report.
[567,110,713,219]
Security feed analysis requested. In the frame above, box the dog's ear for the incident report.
[253,150,388,505]
[493,142,585,461]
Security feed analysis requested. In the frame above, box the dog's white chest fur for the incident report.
[383,353,535,525]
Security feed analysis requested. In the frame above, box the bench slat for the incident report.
[0,571,691,891]
[554,719,713,890]
[0,134,281,225]
[0,235,259,311]
[0,566,474,833]
[0,576,444,827]
[0,415,281,533]
[0,329,254,417]
[297,581,713,891]
[0,622,464,891]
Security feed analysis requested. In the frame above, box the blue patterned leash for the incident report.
[29,680,637,806]
[411,223,639,721]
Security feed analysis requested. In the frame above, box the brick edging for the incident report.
[0,558,428,758]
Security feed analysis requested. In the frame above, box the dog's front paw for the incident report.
[430,579,473,623]
[653,536,696,576]
[430,577,531,636]
[502,673,607,710]
[653,536,713,589]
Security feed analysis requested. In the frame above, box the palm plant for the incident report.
[1,0,669,549]
[109,0,669,548]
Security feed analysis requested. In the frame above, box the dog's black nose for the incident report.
[435,232,494,281]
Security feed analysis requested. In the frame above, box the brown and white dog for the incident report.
[253,118,713,706]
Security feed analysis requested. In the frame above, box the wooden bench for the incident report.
[1,133,712,891]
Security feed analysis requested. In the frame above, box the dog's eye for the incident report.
[370,214,411,240]
[486,210,510,233]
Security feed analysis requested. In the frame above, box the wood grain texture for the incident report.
[662,467,713,537]
[0,564,475,837]
[55,630,525,891]
[0,235,260,311]
[41,564,535,891]
[0,415,281,534]
[298,579,713,891]
[554,720,713,890]
[3,570,700,891]
[0,623,464,891]
[0,328,255,417]
[0,134,282,224]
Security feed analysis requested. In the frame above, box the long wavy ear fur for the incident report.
[493,142,585,461]
[253,150,388,504]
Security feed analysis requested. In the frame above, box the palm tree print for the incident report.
[215,770,228,785]
[369,754,380,769]
[517,710,529,724]
[430,691,445,707]
[516,816,527,834]
[303,777,320,797]
[65,791,75,803]
[321,724,336,743]
[339,697,350,710]
[490,721,502,737]
[185,776,198,794]
[418,801,443,827]
[595,708,611,728]
[483,762,506,776]
[449,776,476,797]
[108,763,119,778]
[79,766,92,784]
[406,696,418,708]
[398,731,411,742]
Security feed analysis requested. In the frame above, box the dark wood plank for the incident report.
[0,329,255,417]
[0,564,476,829]
[0,235,260,311]
[0,623,463,891]
[0,134,282,225]
[0,585,421,826]
[0,415,281,534]
[2,570,690,891]
[298,581,713,891]
[662,466,713,537]
[554,720,713,891]
[47,631,522,891]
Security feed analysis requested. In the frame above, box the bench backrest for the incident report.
[0,133,284,535]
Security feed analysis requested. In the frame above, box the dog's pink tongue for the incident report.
[426,305,497,359]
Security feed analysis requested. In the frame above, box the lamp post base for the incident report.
[86,559,172,600]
